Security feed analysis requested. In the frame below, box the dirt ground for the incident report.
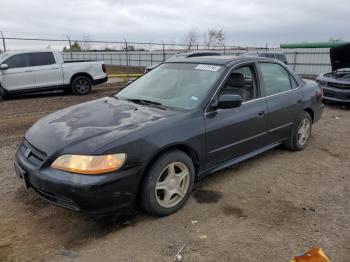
[106,65,144,75]
[0,86,349,262]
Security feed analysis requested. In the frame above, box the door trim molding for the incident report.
[199,139,287,178]
[208,131,268,154]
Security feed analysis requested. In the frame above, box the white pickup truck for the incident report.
[0,50,108,98]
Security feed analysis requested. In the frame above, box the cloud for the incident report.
[0,0,349,46]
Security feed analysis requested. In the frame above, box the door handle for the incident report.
[24,70,33,73]
[257,110,265,118]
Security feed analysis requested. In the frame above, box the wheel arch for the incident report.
[70,72,93,86]
[136,143,200,199]
[145,143,200,177]
[304,107,315,122]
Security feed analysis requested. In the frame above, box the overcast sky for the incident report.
[1,0,350,47]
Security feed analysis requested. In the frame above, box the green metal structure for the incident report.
[280,42,350,49]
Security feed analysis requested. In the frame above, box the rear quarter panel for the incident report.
[61,61,106,85]
[301,79,324,122]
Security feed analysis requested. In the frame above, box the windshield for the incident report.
[117,63,224,109]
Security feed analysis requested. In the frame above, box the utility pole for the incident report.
[124,39,128,67]
[0,31,6,52]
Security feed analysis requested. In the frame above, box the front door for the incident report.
[205,63,269,169]
[1,53,35,91]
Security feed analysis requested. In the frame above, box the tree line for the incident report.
[183,28,225,50]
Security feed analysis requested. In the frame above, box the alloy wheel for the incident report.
[75,79,90,94]
[297,117,311,146]
[155,162,190,208]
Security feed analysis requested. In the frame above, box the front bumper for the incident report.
[15,142,144,215]
[322,86,350,103]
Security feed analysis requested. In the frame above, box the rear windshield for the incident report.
[117,63,224,110]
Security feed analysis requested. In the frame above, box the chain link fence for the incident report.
[0,31,332,77]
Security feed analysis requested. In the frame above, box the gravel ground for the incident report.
[0,86,349,262]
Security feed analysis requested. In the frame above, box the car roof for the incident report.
[175,51,221,57]
[263,52,286,56]
[243,51,285,55]
[2,49,54,56]
[166,55,277,66]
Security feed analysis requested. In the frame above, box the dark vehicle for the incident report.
[15,56,324,216]
[144,51,221,73]
[316,43,350,104]
[242,52,288,64]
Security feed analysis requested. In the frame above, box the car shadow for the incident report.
[4,90,74,101]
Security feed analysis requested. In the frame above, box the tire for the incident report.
[0,87,8,101]
[72,76,92,95]
[140,150,195,217]
[285,111,312,151]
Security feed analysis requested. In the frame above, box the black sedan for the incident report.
[15,56,324,216]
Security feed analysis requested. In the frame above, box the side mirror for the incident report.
[217,94,243,109]
[0,64,8,70]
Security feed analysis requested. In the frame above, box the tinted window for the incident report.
[30,52,55,66]
[259,63,292,96]
[188,53,220,57]
[4,54,31,69]
[275,54,287,63]
[260,53,275,59]
[220,65,258,101]
[290,75,299,88]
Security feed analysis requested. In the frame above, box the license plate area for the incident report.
[14,162,28,190]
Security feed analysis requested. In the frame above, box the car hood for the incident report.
[25,97,176,156]
[330,43,350,71]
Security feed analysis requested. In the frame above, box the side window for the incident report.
[30,52,55,66]
[260,53,275,59]
[275,54,287,62]
[259,63,292,96]
[4,54,31,69]
[220,65,258,101]
[290,75,299,89]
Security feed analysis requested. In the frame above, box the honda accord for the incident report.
[15,56,324,216]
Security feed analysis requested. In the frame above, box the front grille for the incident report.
[19,139,47,166]
[31,185,80,211]
[324,90,350,100]
[328,82,350,89]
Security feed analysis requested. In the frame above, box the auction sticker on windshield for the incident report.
[195,64,221,72]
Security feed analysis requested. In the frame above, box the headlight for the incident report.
[51,154,126,175]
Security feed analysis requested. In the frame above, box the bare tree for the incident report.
[203,29,225,48]
[81,33,91,51]
[183,28,199,50]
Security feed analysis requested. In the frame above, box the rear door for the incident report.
[204,63,269,169]
[257,62,302,142]
[1,53,35,91]
[30,52,63,88]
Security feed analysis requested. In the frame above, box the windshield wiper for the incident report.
[127,98,167,110]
